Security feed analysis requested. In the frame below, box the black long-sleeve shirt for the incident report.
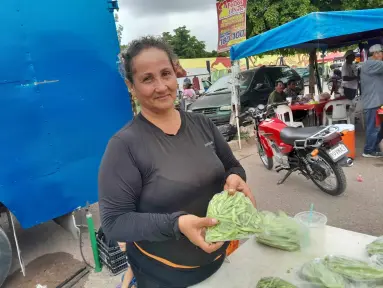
[98,110,246,268]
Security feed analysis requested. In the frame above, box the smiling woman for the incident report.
[98,36,256,288]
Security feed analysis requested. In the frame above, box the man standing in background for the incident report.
[342,50,359,100]
[360,44,383,158]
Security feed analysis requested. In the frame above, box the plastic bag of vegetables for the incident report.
[256,277,297,288]
[255,211,302,252]
[324,255,383,283]
[370,254,383,268]
[205,191,261,243]
[366,236,383,256]
[299,258,346,288]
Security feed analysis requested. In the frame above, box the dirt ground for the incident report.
[2,122,383,287]
[3,253,85,288]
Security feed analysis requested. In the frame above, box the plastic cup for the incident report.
[294,211,327,228]
[295,211,327,250]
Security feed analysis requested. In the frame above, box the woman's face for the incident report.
[127,48,177,113]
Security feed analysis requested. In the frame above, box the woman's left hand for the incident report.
[224,174,256,207]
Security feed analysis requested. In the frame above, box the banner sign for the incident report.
[216,0,247,53]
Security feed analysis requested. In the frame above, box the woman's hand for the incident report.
[224,174,256,207]
[178,215,224,254]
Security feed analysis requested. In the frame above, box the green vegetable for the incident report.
[371,255,383,267]
[256,277,297,288]
[366,236,383,256]
[324,255,383,282]
[255,211,302,252]
[299,259,345,288]
[205,191,261,243]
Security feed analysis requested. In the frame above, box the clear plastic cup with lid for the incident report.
[295,211,328,250]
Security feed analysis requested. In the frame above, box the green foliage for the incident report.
[246,0,314,37]
[162,26,223,58]
[114,13,123,45]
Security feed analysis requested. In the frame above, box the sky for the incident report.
[117,0,219,51]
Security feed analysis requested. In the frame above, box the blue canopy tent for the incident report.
[230,8,383,60]
[228,9,383,146]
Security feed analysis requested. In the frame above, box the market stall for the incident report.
[230,9,383,61]
[229,8,383,144]
[229,8,383,107]
[192,226,377,287]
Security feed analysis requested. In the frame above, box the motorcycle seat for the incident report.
[280,126,325,145]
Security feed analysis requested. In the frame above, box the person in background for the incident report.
[99,36,255,288]
[329,69,342,97]
[183,83,197,110]
[173,56,187,78]
[183,76,191,87]
[268,81,287,105]
[342,50,359,100]
[284,79,298,100]
[192,75,201,91]
[360,44,383,158]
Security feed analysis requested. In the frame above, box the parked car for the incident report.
[294,66,324,86]
[294,67,309,86]
[188,65,303,140]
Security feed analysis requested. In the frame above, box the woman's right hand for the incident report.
[178,215,224,254]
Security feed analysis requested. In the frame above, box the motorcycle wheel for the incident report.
[309,151,347,196]
[0,227,12,287]
[257,140,273,170]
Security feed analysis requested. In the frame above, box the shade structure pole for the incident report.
[231,60,241,149]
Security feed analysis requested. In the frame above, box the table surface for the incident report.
[290,97,349,112]
[290,101,328,112]
[192,226,376,288]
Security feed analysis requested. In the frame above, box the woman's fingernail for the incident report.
[211,219,218,224]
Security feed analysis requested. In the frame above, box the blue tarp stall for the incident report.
[230,8,383,60]
[0,0,132,229]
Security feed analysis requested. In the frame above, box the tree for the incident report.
[162,26,214,58]
[343,0,383,10]
[311,0,382,11]
[246,0,382,40]
[114,13,123,45]
[246,0,313,39]
[205,50,230,57]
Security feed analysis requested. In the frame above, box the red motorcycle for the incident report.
[241,103,349,196]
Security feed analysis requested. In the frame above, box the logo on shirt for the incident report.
[204,141,214,147]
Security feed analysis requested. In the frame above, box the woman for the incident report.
[98,36,255,288]
[183,83,196,110]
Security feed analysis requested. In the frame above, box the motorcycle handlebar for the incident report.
[238,111,249,119]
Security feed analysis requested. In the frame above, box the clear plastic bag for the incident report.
[298,258,346,288]
[256,277,297,288]
[370,254,383,268]
[255,211,303,252]
[205,191,261,243]
[366,236,383,256]
[323,255,383,283]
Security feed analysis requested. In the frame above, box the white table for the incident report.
[192,226,376,288]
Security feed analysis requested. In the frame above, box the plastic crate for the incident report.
[96,233,128,276]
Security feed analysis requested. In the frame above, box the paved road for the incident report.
[3,139,383,287]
